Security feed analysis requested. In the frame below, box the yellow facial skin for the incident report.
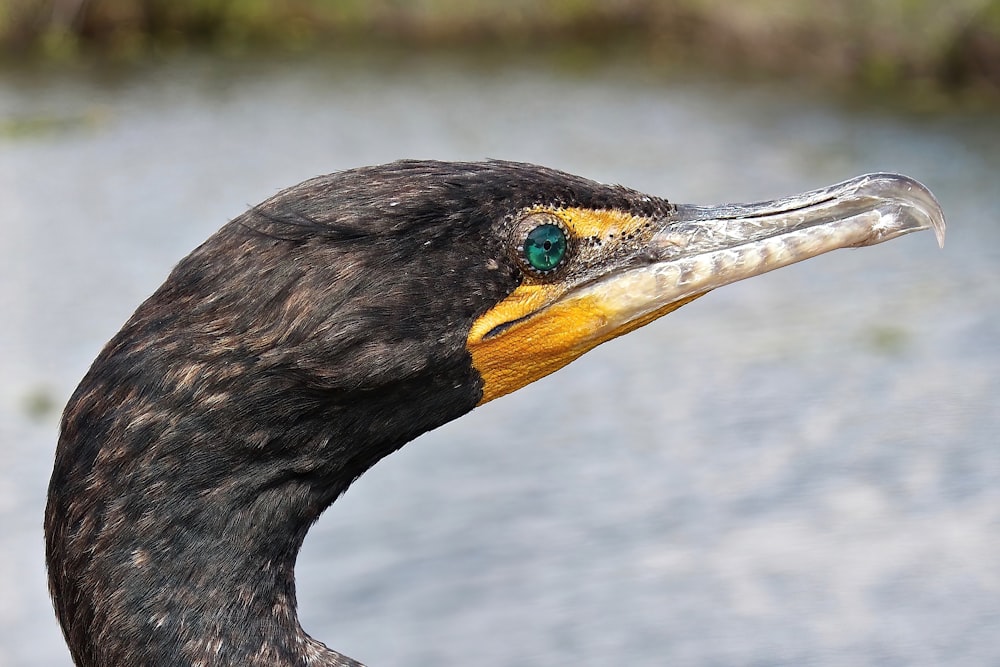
[467,207,703,404]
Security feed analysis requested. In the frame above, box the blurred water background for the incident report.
[1,3,999,666]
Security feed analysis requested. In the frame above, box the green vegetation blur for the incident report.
[2,0,998,98]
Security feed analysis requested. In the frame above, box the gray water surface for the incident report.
[1,55,998,666]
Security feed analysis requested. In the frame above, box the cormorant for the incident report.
[45,160,945,666]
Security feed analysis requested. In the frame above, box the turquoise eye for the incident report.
[523,223,567,273]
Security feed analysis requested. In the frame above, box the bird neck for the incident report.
[47,268,485,666]
[47,349,481,667]
[51,435,363,667]
[127,493,333,665]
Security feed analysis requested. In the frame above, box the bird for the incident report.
[45,160,945,666]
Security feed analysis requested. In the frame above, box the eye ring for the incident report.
[520,220,569,275]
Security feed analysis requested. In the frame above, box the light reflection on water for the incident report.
[1,55,998,666]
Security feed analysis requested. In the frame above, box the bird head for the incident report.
[46,159,944,667]
[139,160,945,444]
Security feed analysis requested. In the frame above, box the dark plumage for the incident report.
[45,161,673,666]
[45,160,944,666]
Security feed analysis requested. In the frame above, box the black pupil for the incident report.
[524,222,567,272]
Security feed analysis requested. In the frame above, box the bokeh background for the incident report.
[1,2,998,666]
